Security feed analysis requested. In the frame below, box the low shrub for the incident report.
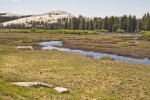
[22,38,32,43]
[8,29,99,35]
[140,31,150,40]
[100,29,109,33]
[116,29,125,33]
[53,30,97,35]
[9,30,30,33]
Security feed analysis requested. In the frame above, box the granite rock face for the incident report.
[17,46,33,50]
[11,82,53,88]
[11,82,70,93]
[54,87,70,93]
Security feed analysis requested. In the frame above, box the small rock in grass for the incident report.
[102,61,106,64]
[54,87,70,93]
[11,82,53,88]
[17,46,33,50]
[135,42,138,44]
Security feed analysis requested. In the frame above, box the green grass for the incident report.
[140,31,150,40]
[100,57,115,60]
[7,29,99,35]
[116,29,125,33]
[0,32,150,99]
[0,79,72,100]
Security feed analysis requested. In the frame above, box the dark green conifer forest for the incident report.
[1,13,150,32]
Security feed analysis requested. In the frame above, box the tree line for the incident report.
[1,13,150,32]
[0,16,19,23]
[0,15,31,23]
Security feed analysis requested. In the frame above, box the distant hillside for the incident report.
[0,13,32,23]
[1,11,75,26]
[1,11,150,32]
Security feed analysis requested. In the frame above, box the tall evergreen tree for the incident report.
[120,15,127,32]
[143,13,150,30]
[132,16,137,32]
[85,21,89,30]
[103,16,109,30]
[145,18,150,30]
[127,15,133,32]
[97,19,102,30]
[79,18,85,30]
[70,17,76,30]
[93,17,98,29]
[64,22,68,29]
[137,19,143,31]
[112,24,118,32]
[108,16,114,32]
[89,20,94,30]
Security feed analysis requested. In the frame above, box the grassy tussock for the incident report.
[100,57,115,60]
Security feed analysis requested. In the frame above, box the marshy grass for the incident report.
[100,57,115,60]
[8,29,98,35]
[0,32,150,99]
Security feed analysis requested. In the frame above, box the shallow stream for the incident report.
[39,41,150,64]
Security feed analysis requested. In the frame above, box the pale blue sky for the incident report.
[0,0,150,18]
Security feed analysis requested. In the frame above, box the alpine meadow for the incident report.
[0,0,150,100]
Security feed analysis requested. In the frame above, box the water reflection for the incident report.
[39,41,150,64]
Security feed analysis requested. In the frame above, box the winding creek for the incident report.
[100,33,142,36]
[39,41,150,64]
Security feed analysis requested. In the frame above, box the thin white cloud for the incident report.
[12,0,19,2]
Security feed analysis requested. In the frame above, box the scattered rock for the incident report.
[54,87,70,93]
[135,42,138,44]
[102,61,106,64]
[11,82,53,88]
[11,82,70,93]
[17,46,33,50]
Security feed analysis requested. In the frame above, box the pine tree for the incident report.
[85,21,89,30]
[89,20,94,30]
[120,15,127,32]
[93,17,98,29]
[98,20,102,30]
[143,13,150,30]
[132,16,137,32]
[79,18,85,30]
[108,16,114,32]
[145,18,150,30]
[127,15,133,32]
[137,19,143,31]
[103,16,109,30]
[49,24,54,30]
[112,24,118,32]
[64,22,68,29]
[70,17,76,30]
